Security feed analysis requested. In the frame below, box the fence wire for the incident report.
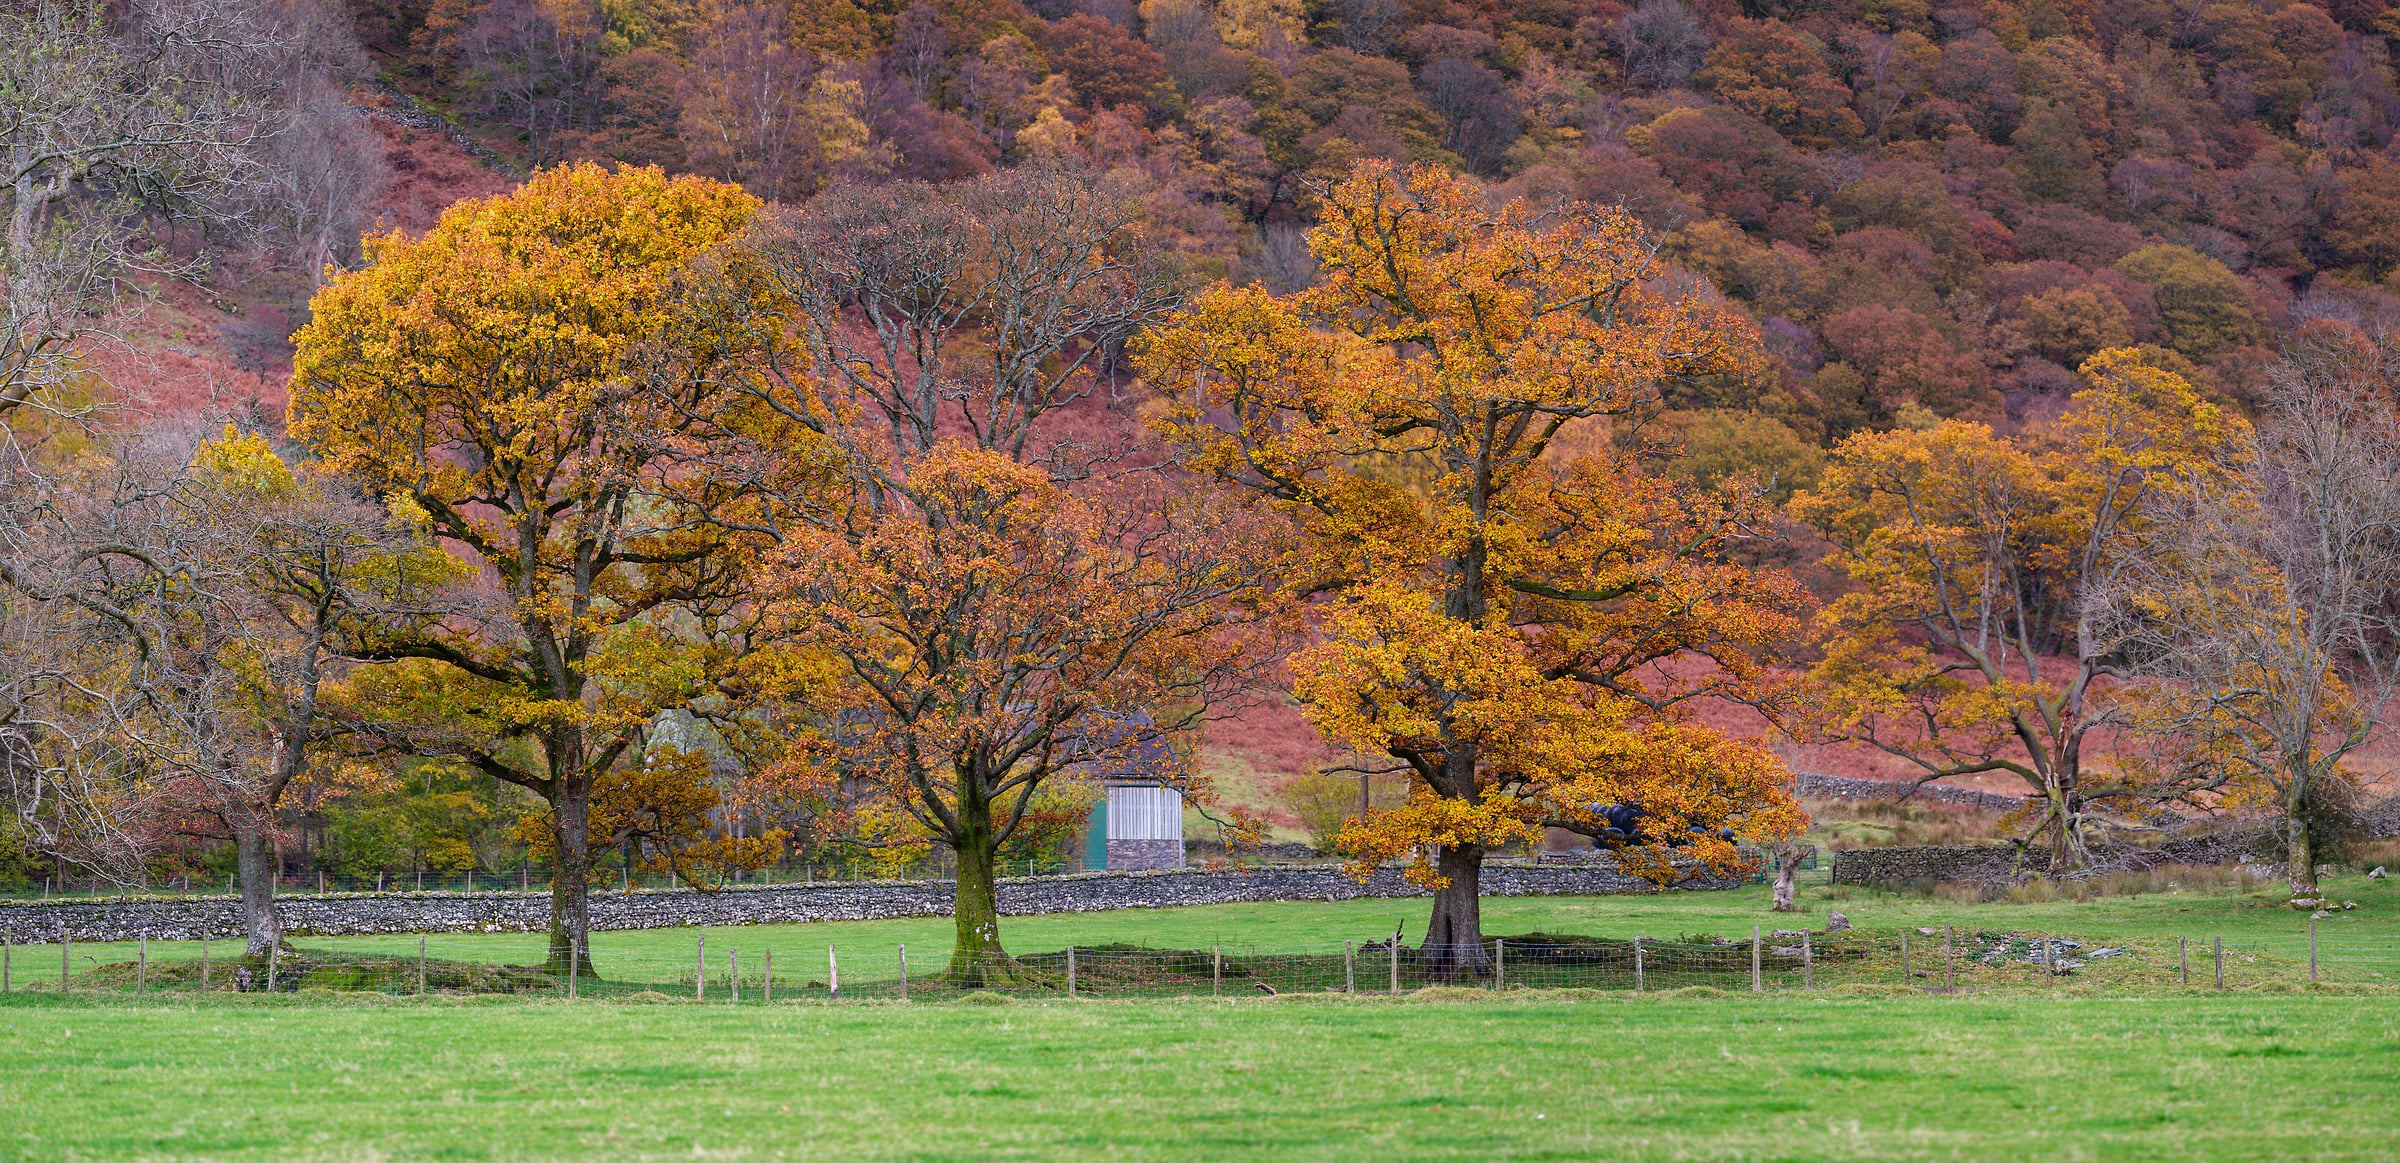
[4,924,2391,1000]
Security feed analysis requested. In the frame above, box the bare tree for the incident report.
[458,0,605,165]
[0,428,458,951]
[679,2,817,202]
[259,92,390,286]
[2097,326,2400,899]
[0,0,372,423]
[1611,0,1708,92]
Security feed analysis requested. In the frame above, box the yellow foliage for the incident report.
[1141,162,1809,888]
[1791,348,2247,855]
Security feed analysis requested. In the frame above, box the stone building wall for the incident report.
[1104,839,1185,872]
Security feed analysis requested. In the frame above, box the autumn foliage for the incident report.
[287,162,774,968]
[1792,349,2246,864]
[1142,163,1810,977]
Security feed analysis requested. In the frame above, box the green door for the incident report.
[1082,799,1108,871]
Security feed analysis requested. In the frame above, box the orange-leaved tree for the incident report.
[651,166,1288,980]
[287,163,777,971]
[1791,349,2246,867]
[1138,161,1812,980]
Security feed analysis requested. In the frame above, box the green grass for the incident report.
[0,990,2392,1160]
[9,868,2393,987]
[6,876,2397,1159]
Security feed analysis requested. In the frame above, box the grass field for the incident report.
[5,874,2397,1159]
[2,990,2392,1161]
[8,864,2396,985]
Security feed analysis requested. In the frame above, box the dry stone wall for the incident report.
[1831,829,2280,888]
[0,860,1738,944]
[1789,771,2028,813]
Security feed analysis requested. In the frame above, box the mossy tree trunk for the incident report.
[947,776,1015,985]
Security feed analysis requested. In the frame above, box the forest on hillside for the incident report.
[362,0,2400,455]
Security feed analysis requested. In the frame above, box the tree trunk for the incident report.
[1772,843,1804,912]
[1421,843,1489,982]
[233,819,281,957]
[948,794,1011,983]
[545,773,596,975]
[2286,813,2318,898]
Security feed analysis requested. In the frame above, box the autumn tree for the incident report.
[287,163,772,970]
[1793,349,2246,867]
[0,427,458,953]
[2113,245,2264,361]
[1697,18,1862,148]
[2096,325,2400,899]
[678,0,877,202]
[650,165,1283,981]
[1140,162,1811,980]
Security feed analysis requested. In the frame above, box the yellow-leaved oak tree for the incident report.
[637,165,1290,982]
[1137,162,1812,980]
[286,164,780,971]
[1791,349,2245,868]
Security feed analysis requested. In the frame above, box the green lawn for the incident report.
[9,868,2393,988]
[0,990,2391,1161]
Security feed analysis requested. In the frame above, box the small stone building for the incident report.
[1082,715,1186,872]
[1104,781,1185,871]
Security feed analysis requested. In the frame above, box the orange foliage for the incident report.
[1141,162,1811,968]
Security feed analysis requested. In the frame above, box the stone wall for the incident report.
[0,859,1738,944]
[1830,844,2042,887]
[1831,829,2280,888]
[1790,771,2029,813]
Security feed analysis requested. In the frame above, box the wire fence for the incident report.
[3,922,2390,1001]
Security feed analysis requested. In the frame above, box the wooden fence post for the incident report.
[764,950,773,1004]
[1751,925,1761,993]
[1901,932,1910,987]
[1493,939,1504,991]
[200,933,210,993]
[1344,941,1355,994]
[731,949,740,1002]
[2310,920,2319,983]
[4,929,11,993]
[417,937,427,995]
[828,945,839,1001]
[898,945,908,1001]
[1801,931,1812,989]
[696,933,706,1001]
[1388,938,1400,995]
[1633,937,1644,993]
[1066,947,1077,999]
[2214,937,2224,989]
[266,941,279,993]
[1212,944,1221,997]
[568,938,579,1000]
[137,934,147,996]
